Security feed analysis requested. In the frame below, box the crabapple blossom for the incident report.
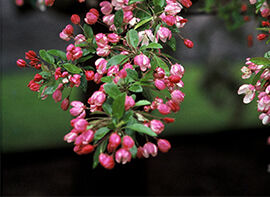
[125,95,135,110]
[157,139,171,153]
[100,1,113,15]
[157,26,172,43]
[143,142,158,158]
[85,9,99,25]
[238,84,256,104]
[99,153,115,169]
[16,59,26,67]
[71,14,80,24]
[134,54,151,71]
[115,148,132,164]
[122,135,134,149]
[150,120,164,135]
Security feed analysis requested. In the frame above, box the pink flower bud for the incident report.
[74,118,88,132]
[157,139,171,153]
[74,34,86,45]
[95,33,109,48]
[163,117,175,123]
[25,50,37,60]
[59,32,70,41]
[157,26,172,43]
[166,100,180,112]
[27,80,41,92]
[63,24,74,35]
[155,79,166,90]
[103,14,114,26]
[150,120,164,135]
[115,148,132,164]
[99,153,115,169]
[107,33,120,43]
[109,132,121,146]
[85,70,95,81]
[165,3,182,15]
[170,63,184,77]
[179,0,192,8]
[73,47,83,59]
[33,74,42,82]
[96,45,111,57]
[184,39,194,48]
[143,142,158,158]
[171,90,185,103]
[70,101,85,116]
[154,67,165,79]
[75,129,94,145]
[61,98,70,111]
[45,0,55,6]
[94,73,103,84]
[16,0,24,6]
[64,132,77,143]
[125,95,135,110]
[134,54,151,72]
[88,91,106,106]
[52,89,62,103]
[79,145,95,154]
[161,14,176,26]
[122,135,134,149]
[17,59,26,68]
[136,146,144,158]
[169,75,181,83]
[157,104,171,115]
[69,74,81,87]
[85,8,99,25]
[123,11,133,23]
[100,1,113,15]
[71,14,81,25]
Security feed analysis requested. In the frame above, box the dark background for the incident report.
[1,0,270,196]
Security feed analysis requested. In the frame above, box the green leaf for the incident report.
[130,145,137,158]
[250,57,270,66]
[62,63,82,74]
[135,100,151,107]
[126,69,138,80]
[129,84,143,92]
[104,83,121,99]
[107,55,129,68]
[134,17,153,30]
[122,110,134,122]
[140,69,154,82]
[112,93,126,121]
[83,24,94,38]
[43,82,60,95]
[80,73,88,92]
[152,55,170,74]
[38,71,51,79]
[39,50,55,64]
[114,10,124,28]
[140,43,163,50]
[167,37,176,51]
[127,123,157,137]
[102,102,113,115]
[77,55,93,63]
[47,49,67,60]
[264,51,270,59]
[101,76,113,83]
[153,0,165,7]
[128,0,144,5]
[94,127,110,142]
[92,139,108,169]
[252,68,265,85]
[126,29,139,48]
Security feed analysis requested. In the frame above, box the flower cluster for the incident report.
[16,0,193,169]
[238,57,270,125]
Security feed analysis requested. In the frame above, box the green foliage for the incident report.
[126,29,139,49]
[93,139,108,169]
[47,49,67,61]
[128,0,144,5]
[135,100,151,107]
[127,123,157,137]
[94,127,110,142]
[152,54,170,74]
[140,43,163,50]
[250,57,270,65]
[107,55,129,68]
[39,49,55,64]
[129,84,143,92]
[62,63,82,74]
[104,83,121,99]
[83,24,94,39]
[112,93,126,121]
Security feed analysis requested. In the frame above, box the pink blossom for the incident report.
[107,33,120,43]
[166,100,180,112]
[75,130,94,145]
[237,84,256,104]
[95,33,109,48]
[70,101,85,116]
[71,14,81,25]
[115,148,132,164]
[97,45,111,57]
[165,3,182,15]
[66,44,83,61]
[157,139,171,153]
[175,16,187,28]
[160,14,176,26]
[109,132,121,149]
[157,103,171,115]
[64,132,77,143]
[99,153,115,169]
[125,95,135,110]
[155,79,166,90]
[73,118,88,132]
[95,58,108,74]
[249,0,257,4]
[143,142,158,158]
[259,112,270,125]
[123,11,133,23]
[103,14,114,26]
[52,89,62,103]
[17,59,26,67]
[138,30,155,46]
[154,67,165,79]
[100,1,113,15]
[74,34,86,45]
[157,26,172,43]
[122,135,134,149]
[171,90,185,103]
[69,74,81,87]
[134,54,151,71]
[107,65,119,76]
[85,70,95,81]
[88,91,106,107]
[94,73,103,84]
[150,120,164,135]
[45,0,55,6]
[170,63,184,78]
[84,8,99,25]
[61,98,70,111]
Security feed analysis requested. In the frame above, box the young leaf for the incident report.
[62,63,82,74]
[47,49,67,60]
[129,84,143,92]
[101,76,113,83]
[112,93,126,121]
[126,69,138,80]
[126,123,157,137]
[39,50,55,64]
[250,57,270,66]
[77,55,93,63]
[114,10,124,28]
[102,102,113,115]
[152,55,170,74]
[135,100,151,107]
[83,24,94,38]
[104,83,121,99]
[167,37,176,51]
[130,145,138,158]
[94,127,110,142]
[134,17,153,30]
[153,0,165,7]
[93,139,108,169]
[127,29,139,48]
[128,0,144,5]
[107,55,129,68]
[140,43,163,50]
